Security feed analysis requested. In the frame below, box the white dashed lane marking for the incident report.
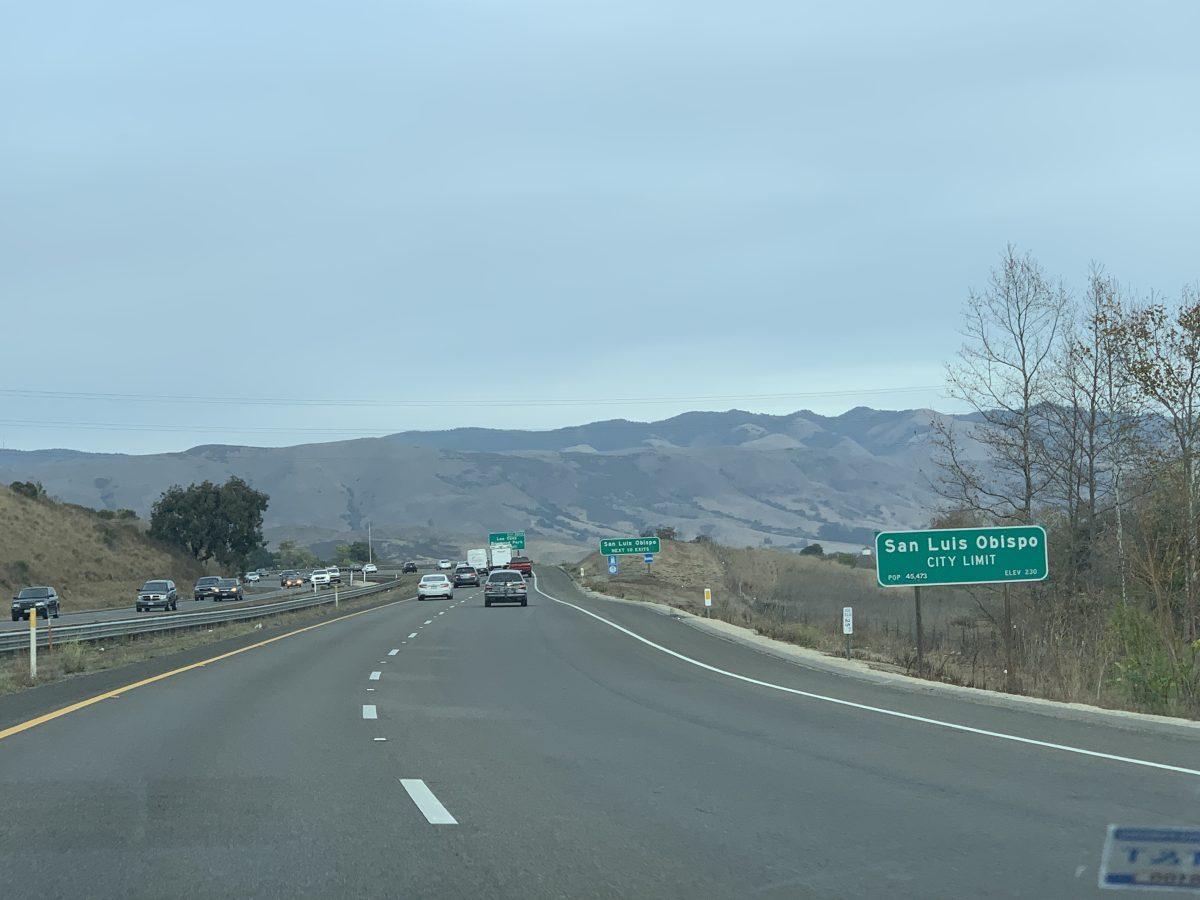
[408,633,418,639]
[369,671,381,681]
[362,705,378,720]
[400,779,458,825]
[389,649,399,656]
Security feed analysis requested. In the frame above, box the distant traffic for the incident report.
[10,541,535,623]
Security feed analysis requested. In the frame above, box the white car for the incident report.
[437,559,453,570]
[244,572,261,583]
[311,569,332,586]
[418,574,454,600]
[362,563,378,574]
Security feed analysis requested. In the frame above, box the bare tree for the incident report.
[933,246,1067,693]
[1106,286,1200,640]
[933,246,1066,523]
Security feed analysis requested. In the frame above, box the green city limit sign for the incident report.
[875,525,1048,588]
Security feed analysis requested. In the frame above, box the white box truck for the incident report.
[467,548,489,572]
[490,545,513,570]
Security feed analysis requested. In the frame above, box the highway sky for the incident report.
[3,1,1199,454]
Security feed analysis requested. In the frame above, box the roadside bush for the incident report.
[1104,604,1199,713]
[56,643,89,674]
[9,481,46,500]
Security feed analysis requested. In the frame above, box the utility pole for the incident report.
[368,521,372,565]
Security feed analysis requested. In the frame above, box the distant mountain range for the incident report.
[0,408,982,557]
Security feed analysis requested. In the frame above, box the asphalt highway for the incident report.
[1,566,1198,897]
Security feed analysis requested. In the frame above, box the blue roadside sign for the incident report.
[644,553,654,564]
[608,563,618,574]
[1099,826,1200,890]
[608,555,617,567]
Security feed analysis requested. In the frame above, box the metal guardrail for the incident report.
[0,578,407,655]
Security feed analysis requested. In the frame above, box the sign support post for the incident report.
[913,586,923,675]
[29,606,37,679]
[1003,583,1014,692]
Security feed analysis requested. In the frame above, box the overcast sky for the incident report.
[3,1,1198,454]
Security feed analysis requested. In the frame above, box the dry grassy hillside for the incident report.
[576,538,984,676]
[0,485,208,611]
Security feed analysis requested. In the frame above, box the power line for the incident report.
[0,384,946,410]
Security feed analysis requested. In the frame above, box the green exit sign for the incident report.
[875,526,1048,587]
[600,537,660,555]
[489,531,525,549]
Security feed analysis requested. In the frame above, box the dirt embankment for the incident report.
[0,485,209,612]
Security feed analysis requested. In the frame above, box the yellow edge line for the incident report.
[0,593,415,743]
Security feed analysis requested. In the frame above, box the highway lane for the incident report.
[0,571,406,635]
[1,567,1198,897]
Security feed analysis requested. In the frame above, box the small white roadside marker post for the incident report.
[335,585,339,608]
[842,606,853,659]
[29,605,37,679]
[703,588,712,618]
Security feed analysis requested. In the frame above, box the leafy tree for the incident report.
[9,480,46,500]
[799,543,824,557]
[149,477,269,573]
[276,540,320,570]
[335,541,372,564]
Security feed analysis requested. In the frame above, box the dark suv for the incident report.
[453,565,480,587]
[137,580,178,612]
[214,578,243,601]
[11,586,61,621]
[484,570,528,607]
[402,562,418,574]
[194,576,222,601]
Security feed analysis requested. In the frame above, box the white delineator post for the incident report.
[29,605,37,679]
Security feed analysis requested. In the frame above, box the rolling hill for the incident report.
[0,408,980,558]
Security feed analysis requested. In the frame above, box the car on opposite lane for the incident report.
[280,570,305,588]
[11,586,62,621]
[214,578,243,601]
[484,570,528,607]
[402,562,418,574]
[193,576,222,601]
[417,574,454,600]
[453,565,480,587]
[244,571,261,583]
[311,569,332,587]
[136,580,178,612]
[362,563,378,575]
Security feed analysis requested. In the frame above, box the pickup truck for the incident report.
[484,570,528,607]
[507,556,533,579]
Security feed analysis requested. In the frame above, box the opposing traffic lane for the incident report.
[0,574,398,636]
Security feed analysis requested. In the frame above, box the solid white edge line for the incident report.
[531,575,1200,779]
[400,778,457,824]
[362,704,378,720]
[369,671,381,681]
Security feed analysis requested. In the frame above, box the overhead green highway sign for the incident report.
[875,525,1048,588]
[488,531,525,550]
[600,537,660,555]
